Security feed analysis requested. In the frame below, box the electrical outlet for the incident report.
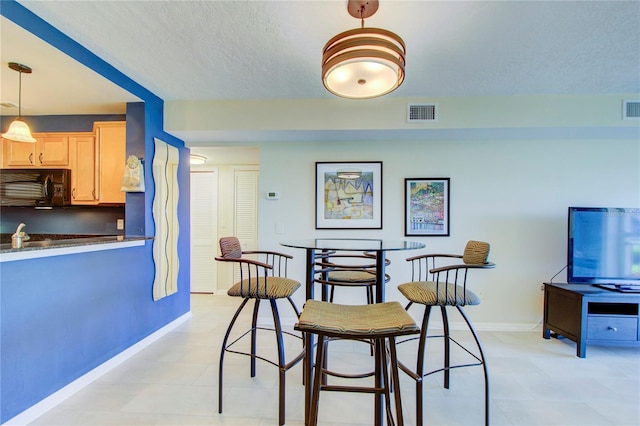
[116,219,125,230]
[540,284,545,291]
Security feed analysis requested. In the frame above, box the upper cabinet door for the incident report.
[95,121,126,204]
[69,135,97,204]
[38,135,69,166]
[2,135,69,167]
[3,138,36,166]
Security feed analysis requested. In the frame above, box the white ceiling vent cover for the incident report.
[623,100,640,120]
[408,104,438,122]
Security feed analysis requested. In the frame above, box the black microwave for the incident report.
[0,169,71,207]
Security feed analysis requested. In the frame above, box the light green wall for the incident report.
[171,94,640,329]
[258,138,639,329]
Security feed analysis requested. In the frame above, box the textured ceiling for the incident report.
[1,1,639,144]
[0,17,139,115]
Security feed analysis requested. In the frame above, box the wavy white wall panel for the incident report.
[152,138,180,301]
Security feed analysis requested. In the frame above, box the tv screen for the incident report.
[567,207,640,291]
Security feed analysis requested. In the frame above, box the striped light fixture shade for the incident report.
[322,0,405,100]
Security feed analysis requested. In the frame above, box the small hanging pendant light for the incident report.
[2,62,37,143]
[322,0,406,99]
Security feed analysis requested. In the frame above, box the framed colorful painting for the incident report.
[316,161,383,229]
[404,178,450,236]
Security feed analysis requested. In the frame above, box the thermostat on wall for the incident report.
[265,191,280,200]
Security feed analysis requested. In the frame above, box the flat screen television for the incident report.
[567,207,640,292]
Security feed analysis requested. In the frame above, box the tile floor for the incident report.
[28,294,640,426]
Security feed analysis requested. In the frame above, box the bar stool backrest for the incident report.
[462,240,490,265]
[220,236,242,259]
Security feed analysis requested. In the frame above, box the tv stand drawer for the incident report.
[587,316,638,341]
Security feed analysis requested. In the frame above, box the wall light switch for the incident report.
[117,219,125,230]
[275,223,285,234]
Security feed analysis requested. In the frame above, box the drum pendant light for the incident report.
[2,62,37,143]
[322,0,405,99]
[337,169,362,179]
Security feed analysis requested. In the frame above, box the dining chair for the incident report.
[295,299,420,426]
[215,236,305,426]
[396,240,495,426]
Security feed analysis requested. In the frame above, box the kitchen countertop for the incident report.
[0,233,105,244]
[0,235,153,262]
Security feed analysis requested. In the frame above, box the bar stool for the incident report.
[314,251,391,304]
[314,251,391,358]
[295,299,420,426]
[215,236,305,426]
[396,240,495,426]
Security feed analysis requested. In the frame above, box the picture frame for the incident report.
[404,178,450,236]
[316,161,383,229]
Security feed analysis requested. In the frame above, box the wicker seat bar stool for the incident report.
[396,240,495,426]
[215,237,305,426]
[314,252,391,304]
[295,299,420,426]
[314,252,392,359]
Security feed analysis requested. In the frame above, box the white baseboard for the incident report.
[469,321,543,332]
[400,318,543,332]
[263,318,542,332]
[3,312,192,426]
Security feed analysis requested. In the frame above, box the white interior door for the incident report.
[232,167,259,284]
[190,170,218,293]
[234,168,259,249]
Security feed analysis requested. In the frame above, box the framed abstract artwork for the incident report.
[404,178,450,236]
[316,161,383,229]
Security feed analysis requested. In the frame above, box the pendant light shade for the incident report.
[2,62,36,143]
[322,0,405,99]
[2,119,36,143]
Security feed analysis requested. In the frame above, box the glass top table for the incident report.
[281,238,425,302]
[281,238,425,253]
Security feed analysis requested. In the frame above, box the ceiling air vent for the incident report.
[408,104,438,122]
[623,100,640,120]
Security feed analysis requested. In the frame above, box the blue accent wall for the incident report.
[1,245,163,419]
[125,102,151,237]
[0,206,125,235]
[0,1,191,423]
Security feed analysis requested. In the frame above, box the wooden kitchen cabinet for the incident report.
[94,121,126,204]
[38,135,70,166]
[69,134,97,204]
[2,134,69,167]
[2,122,127,205]
[2,138,35,166]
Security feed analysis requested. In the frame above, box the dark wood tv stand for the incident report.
[543,282,640,357]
